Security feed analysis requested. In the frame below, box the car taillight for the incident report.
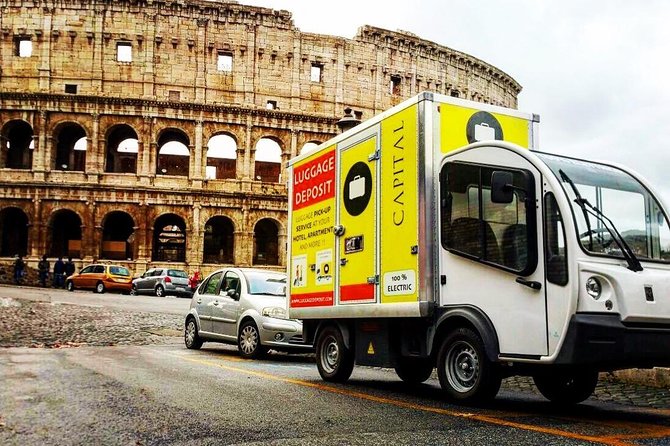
[165,276,172,283]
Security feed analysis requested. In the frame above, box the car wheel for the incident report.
[395,358,434,384]
[238,320,267,359]
[95,282,105,294]
[130,284,137,296]
[533,369,598,405]
[155,285,164,297]
[184,317,203,350]
[315,325,354,383]
[437,327,501,404]
[66,281,74,292]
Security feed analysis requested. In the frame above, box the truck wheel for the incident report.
[316,325,354,383]
[437,327,501,403]
[395,358,434,384]
[533,370,598,405]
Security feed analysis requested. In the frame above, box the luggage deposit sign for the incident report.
[290,147,336,307]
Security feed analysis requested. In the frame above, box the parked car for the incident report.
[132,268,192,298]
[65,263,133,294]
[184,268,312,358]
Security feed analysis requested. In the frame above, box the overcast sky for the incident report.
[243,0,670,204]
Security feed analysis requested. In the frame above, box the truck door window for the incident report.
[544,192,568,285]
[440,162,537,275]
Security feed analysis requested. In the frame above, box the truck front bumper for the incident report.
[554,313,670,369]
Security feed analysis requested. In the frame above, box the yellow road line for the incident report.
[170,352,649,446]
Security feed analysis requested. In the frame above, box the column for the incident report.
[86,113,100,181]
[191,120,204,182]
[188,203,202,265]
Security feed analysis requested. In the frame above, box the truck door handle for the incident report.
[515,277,542,290]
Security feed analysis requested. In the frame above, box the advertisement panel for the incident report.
[289,147,336,308]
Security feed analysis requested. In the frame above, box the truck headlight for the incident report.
[262,307,287,319]
[585,277,602,300]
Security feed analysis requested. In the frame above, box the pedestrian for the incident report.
[53,256,65,288]
[189,270,201,290]
[64,257,76,286]
[13,255,25,285]
[38,255,50,287]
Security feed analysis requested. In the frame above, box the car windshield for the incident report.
[537,152,670,262]
[243,271,287,296]
[109,266,131,276]
[168,269,188,278]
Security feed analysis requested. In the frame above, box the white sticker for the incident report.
[291,255,307,288]
[315,249,333,285]
[383,270,416,296]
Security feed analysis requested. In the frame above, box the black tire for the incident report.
[315,325,355,383]
[238,320,267,359]
[155,285,164,297]
[395,358,434,384]
[66,280,74,292]
[533,370,598,405]
[130,284,137,296]
[437,327,501,404]
[184,317,203,350]
[95,281,105,294]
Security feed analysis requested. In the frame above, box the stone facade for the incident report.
[0,0,521,276]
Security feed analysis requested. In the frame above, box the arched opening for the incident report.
[1,120,34,169]
[254,137,282,183]
[206,134,237,180]
[105,124,139,174]
[48,209,82,258]
[157,129,190,176]
[153,214,186,262]
[101,211,135,260]
[54,123,87,171]
[203,216,234,264]
[0,207,29,257]
[253,218,279,265]
[300,141,321,154]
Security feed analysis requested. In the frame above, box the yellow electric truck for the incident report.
[286,92,670,404]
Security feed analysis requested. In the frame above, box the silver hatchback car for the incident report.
[132,268,192,298]
[184,268,311,358]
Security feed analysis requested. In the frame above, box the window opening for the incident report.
[206,134,237,180]
[544,192,568,285]
[16,38,32,57]
[65,84,78,94]
[310,63,323,82]
[390,75,401,95]
[254,138,281,182]
[117,42,132,62]
[217,52,233,72]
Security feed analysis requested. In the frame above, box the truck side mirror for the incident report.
[491,171,515,204]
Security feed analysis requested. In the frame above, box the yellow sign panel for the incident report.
[380,104,419,304]
[289,146,336,308]
[338,137,377,303]
[439,103,530,153]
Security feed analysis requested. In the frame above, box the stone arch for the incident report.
[1,120,34,169]
[47,208,83,258]
[52,121,88,172]
[253,217,280,265]
[101,211,136,260]
[105,124,139,174]
[203,215,235,264]
[152,213,187,262]
[206,133,237,180]
[253,137,282,183]
[299,140,322,155]
[0,207,29,257]
[157,128,190,176]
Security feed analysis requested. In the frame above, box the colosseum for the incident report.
[0,0,521,280]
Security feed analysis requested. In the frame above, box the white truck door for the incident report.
[439,148,548,357]
[336,133,379,304]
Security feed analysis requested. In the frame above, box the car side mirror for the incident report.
[491,171,515,204]
[227,288,239,300]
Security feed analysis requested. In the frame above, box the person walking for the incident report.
[53,256,65,288]
[64,257,76,285]
[38,255,50,287]
[13,255,25,285]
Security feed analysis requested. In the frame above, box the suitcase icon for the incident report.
[474,122,495,141]
[349,175,365,200]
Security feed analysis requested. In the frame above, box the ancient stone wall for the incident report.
[0,0,521,277]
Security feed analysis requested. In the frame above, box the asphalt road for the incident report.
[1,286,670,445]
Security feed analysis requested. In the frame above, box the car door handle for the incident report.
[515,277,542,290]
[213,301,219,306]
[197,299,202,304]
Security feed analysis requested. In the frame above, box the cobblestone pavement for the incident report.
[1,296,669,410]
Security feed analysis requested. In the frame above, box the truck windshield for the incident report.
[537,152,670,262]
